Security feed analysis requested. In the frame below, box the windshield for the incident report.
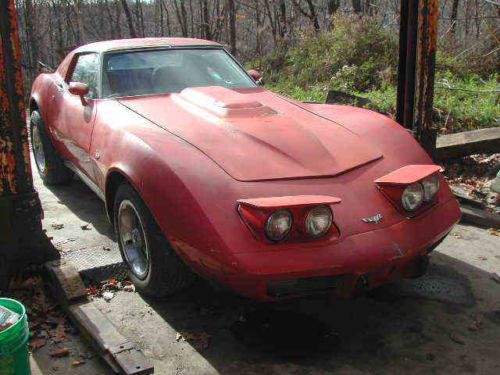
[102,48,256,98]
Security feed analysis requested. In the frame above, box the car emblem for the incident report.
[361,213,383,224]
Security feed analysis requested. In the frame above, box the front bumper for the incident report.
[225,197,461,300]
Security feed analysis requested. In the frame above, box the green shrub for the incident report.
[260,15,398,92]
[258,16,499,133]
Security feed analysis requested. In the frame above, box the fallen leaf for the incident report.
[71,360,85,367]
[30,339,46,351]
[50,347,70,357]
[123,285,135,293]
[80,224,91,231]
[468,319,483,332]
[176,331,211,350]
[488,228,500,236]
[102,291,114,301]
[449,332,465,345]
[51,224,64,230]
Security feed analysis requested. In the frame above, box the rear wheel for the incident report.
[30,111,72,185]
[113,183,194,297]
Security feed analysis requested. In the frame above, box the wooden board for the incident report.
[460,205,500,229]
[69,303,153,375]
[45,261,154,375]
[436,127,500,159]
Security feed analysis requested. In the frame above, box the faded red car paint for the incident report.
[30,38,461,300]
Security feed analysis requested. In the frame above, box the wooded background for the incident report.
[16,0,499,83]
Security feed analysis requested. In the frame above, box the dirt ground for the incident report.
[27,165,500,375]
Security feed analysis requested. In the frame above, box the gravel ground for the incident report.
[27,162,500,375]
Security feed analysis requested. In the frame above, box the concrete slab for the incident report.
[34,159,500,375]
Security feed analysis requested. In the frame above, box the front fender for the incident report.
[94,105,239,278]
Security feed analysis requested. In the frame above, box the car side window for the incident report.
[70,53,99,99]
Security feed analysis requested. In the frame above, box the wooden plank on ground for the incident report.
[460,205,500,229]
[69,302,153,375]
[436,127,500,159]
[45,261,154,375]
[46,260,87,304]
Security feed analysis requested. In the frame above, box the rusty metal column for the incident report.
[0,0,48,289]
[415,0,440,157]
[396,0,419,129]
[396,0,440,157]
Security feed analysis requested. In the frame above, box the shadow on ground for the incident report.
[45,176,114,239]
[40,178,500,374]
[138,252,499,374]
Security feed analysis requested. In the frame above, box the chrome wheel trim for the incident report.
[118,200,150,280]
[32,126,46,173]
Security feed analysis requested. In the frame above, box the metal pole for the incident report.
[396,0,440,157]
[396,0,419,131]
[0,0,49,289]
[415,0,440,157]
[396,0,409,126]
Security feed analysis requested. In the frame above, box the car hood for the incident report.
[118,87,382,182]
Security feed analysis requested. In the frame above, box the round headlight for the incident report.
[422,174,440,201]
[305,205,333,238]
[265,210,293,241]
[401,183,424,211]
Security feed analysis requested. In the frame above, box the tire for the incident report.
[113,183,194,297]
[30,111,73,185]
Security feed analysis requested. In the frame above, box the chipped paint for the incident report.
[0,0,33,195]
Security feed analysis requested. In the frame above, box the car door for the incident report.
[60,53,100,178]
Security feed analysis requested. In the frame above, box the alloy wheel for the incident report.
[118,200,150,279]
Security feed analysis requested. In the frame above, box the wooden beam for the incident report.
[435,127,500,159]
[460,205,500,229]
[69,303,153,375]
[45,261,154,375]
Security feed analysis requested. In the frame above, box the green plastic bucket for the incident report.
[0,298,30,375]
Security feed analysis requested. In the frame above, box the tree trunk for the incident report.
[328,0,340,15]
[135,0,145,37]
[201,0,212,40]
[228,0,236,54]
[263,0,277,46]
[278,0,287,39]
[304,0,320,32]
[120,0,137,37]
[352,0,362,14]
[173,0,188,36]
[161,0,172,35]
[451,0,459,37]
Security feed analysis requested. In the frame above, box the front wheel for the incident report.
[30,111,72,185]
[113,183,194,297]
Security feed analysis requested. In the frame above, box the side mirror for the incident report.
[37,61,53,73]
[247,69,263,85]
[69,82,90,104]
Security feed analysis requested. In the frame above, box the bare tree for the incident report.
[292,0,320,33]
[173,0,189,37]
[450,0,459,37]
[228,0,237,54]
[120,0,137,37]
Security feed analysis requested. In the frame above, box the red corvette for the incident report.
[30,38,461,300]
